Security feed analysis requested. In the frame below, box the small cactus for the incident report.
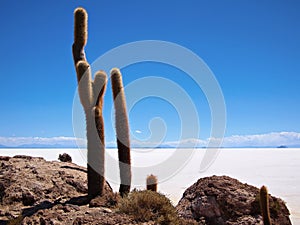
[146,174,158,192]
[73,7,107,200]
[260,185,272,225]
[111,68,131,197]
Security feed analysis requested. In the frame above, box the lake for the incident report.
[1,148,299,224]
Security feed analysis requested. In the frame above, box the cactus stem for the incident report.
[111,68,131,197]
[260,185,272,225]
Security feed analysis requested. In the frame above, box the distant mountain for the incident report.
[285,144,300,148]
[277,145,287,148]
[157,144,175,148]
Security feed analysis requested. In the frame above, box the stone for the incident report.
[58,153,72,163]
[176,175,292,225]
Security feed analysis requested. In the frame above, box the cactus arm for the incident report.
[110,68,131,197]
[72,7,87,65]
[94,70,107,106]
[75,60,93,110]
[92,71,108,197]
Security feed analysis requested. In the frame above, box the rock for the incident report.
[101,207,113,213]
[0,155,120,224]
[0,156,10,161]
[176,175,292,225]
[89,192,120,208]
[13,155,33,160]
[22,191,35,206]
[58,153,72,163]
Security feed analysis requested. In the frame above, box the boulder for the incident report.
[176,175,292,225]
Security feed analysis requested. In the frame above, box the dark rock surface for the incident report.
[0,155,142,225]
[176,175,292,225]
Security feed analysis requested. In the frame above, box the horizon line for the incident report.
[0,131,300,148]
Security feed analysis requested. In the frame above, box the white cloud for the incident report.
[130,132,300,148]
[135,130,142,134]
[0,132,299,148]
[0,136,86,147]
[221,132,300,147]
[164,138,207,147]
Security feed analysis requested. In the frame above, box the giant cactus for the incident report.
[111,68,132,197]
[72,7,132,198]
[72,7,107,199]
[260,185,272,225]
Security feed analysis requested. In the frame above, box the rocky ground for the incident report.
[0,155,292,225]
[0,155,140,225]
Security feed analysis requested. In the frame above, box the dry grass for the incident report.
[118,190,180,224]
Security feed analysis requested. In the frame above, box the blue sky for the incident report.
[0,1,300,147]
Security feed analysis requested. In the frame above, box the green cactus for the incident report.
[110,68,132,197]
[260,185,272,225]
[73,7,107,200]
[146,174,158,192]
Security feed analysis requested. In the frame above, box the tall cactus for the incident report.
[72,7,107,200]
[146,174,158,192]
[111,68,132,197]
[260,185,272,225]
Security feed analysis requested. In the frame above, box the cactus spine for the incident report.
[73,7,107,200]
[111,68,132,197]
[146,174,158,192]
[260,185,272,225]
